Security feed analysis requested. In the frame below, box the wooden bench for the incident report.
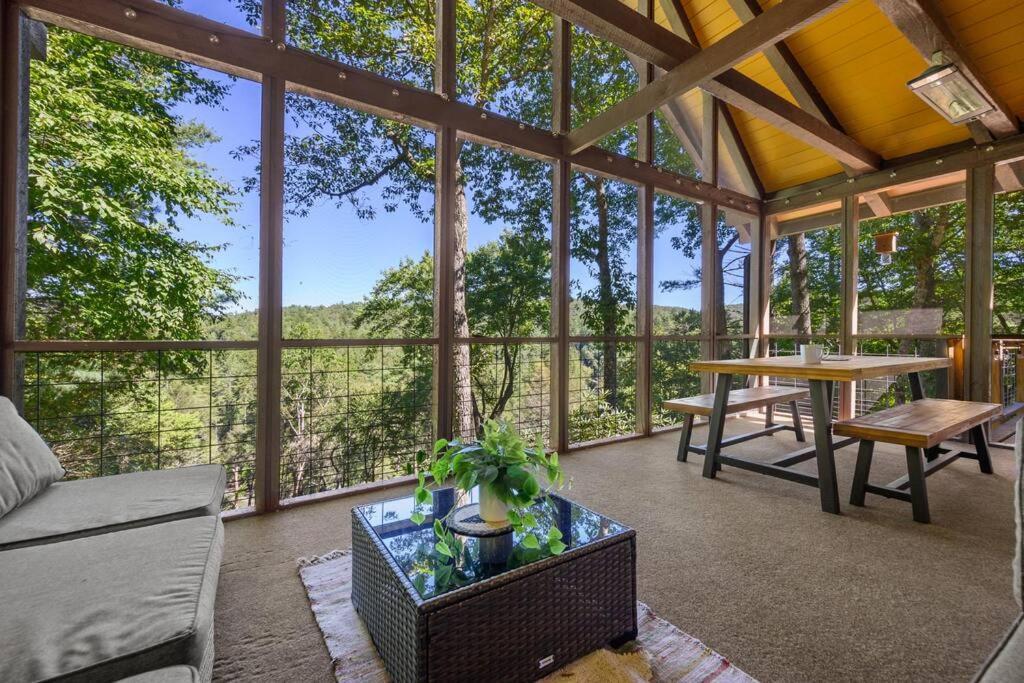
[663,385,809,463]
[833,398,1002,523]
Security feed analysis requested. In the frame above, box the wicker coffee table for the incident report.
[351,487,637,683]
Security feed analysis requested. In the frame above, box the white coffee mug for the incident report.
[801,344,823,364]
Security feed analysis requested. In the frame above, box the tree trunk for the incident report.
[453,158,475,438]
[788,233,812,336]
[898,208,949,356]
[594,178,618,408]
[716,233,739,358]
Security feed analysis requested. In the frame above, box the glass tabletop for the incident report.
[355,487,630,600]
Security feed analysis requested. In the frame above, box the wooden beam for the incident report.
[433,0,456,440]
[549,16,571,454]
[874,0,1018,140]
[995,161,1024,192]
[748,215,770,362]
[964,164,994,403]
[721,0,882,202]
[255,0,284,512]
[700,201,718,393]
[15,0,761,212]
[861,191,894,217]
[774,181,970,236]
[567,0,849,155]
[636,0,654,438]
[718,104,764,197]
[533,0,879,172]
[655,0,763,197]
[765,133,1024,214]
[0,4,29,402]
[838,195,858,419]
[700,92,719,392]
[722,0,837,128]
[626,53,702,164]
[702,92,719,187]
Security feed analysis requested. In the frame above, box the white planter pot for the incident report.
[478,485,508,523]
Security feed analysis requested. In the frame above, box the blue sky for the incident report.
[169,1,705,314]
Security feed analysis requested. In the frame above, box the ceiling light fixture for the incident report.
[908,52,993,125]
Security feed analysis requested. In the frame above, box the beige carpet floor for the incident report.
[213,418,1020,682]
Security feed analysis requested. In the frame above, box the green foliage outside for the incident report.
[22,2,1023,509]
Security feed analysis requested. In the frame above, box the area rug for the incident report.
[298,550,756,682]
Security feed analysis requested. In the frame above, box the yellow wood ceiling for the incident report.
[645,0,1024,194]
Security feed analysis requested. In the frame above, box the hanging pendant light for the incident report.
[908,52,994,125]
[874,231,898,265]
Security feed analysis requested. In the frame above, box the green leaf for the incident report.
[548,539,567,555]
[522,533,540,549]
[547,525,563,541]
[410,511,425,525]
[435,540,453,558]
[414,486,431,505]
[434,439,448,454]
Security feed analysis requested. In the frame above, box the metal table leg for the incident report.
[702,374,732,479]
[809,378,841,514]
[907,371,940,461]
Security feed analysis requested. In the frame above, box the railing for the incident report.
[17,347,257,510]
[278,343,433,501]
[568,340,637,446]
[993,337,1023,408]
[651,339,701,429]
[453,341,551,445]
[764,335,961,418]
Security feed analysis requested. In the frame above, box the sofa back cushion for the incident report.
[0,396,65,518]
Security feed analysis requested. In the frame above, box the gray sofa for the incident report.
[975,419,1024,682]
[0,398,226,682]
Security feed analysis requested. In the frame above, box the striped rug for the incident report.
[298,550,756,682]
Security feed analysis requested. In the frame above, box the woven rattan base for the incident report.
[351,500,637,683]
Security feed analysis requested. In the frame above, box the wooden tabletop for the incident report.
[689,354,951,381]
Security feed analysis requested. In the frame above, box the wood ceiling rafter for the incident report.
[873,0,1022,193]
[765,132,1024,215]
[720,0,892,218]
[531,0,880,174]
[566,0,850,156]
[13,0,761,213]
[658,0,763,198]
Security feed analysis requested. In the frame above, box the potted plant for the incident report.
[410,419,567,553]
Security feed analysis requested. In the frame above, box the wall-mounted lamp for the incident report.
[908,52,993,125]
[874,231,898,265]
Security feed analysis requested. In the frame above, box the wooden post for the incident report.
[635,0,654,436]
[964,164,994,403]
[748,215,770,362]
[699,92,719,392]
[432,0,457,440]
[991,345,1003,405]
[255,0,285,512]
[838,195,858,419]
[0,6,29,405]
[948,337,965,400]
[1016,350,1024,403]
[549,16,571,453]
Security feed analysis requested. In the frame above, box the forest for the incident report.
[18,1,1024,509]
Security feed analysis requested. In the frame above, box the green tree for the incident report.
[27,27,242,341]
[25,27,254,504]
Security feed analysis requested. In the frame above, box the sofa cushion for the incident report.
[117,666,199,683]
[0,515,223,682]
[0,396,65,519]
[0,464,226,550]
